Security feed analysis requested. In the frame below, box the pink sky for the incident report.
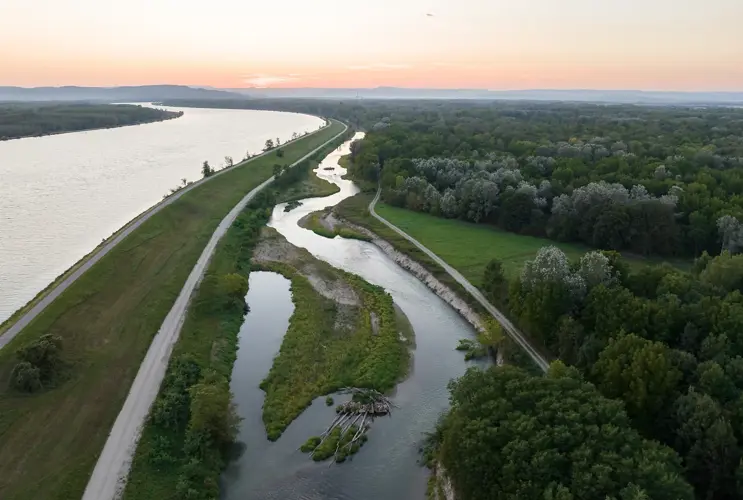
[1,0,742,90]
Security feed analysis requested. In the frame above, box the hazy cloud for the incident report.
[346,63,411,71]
[242,74,299,87]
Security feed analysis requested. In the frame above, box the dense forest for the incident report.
[473,247,743,499]
[166,99,743,258]
[0,103,182,140]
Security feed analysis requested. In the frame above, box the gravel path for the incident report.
[81,123,347,500]
[368,187,550,372]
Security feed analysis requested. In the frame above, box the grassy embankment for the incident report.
[254,228,412,441]
[0,120,345,500]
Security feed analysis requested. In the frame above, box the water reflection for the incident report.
[222,134,483,499]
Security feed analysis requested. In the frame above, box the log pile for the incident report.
[303,388,396,463]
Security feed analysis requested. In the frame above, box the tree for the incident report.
[201,161,214,178]
[276,148,284,158]
[591,333,682,435]
[272,164,283,178]
[674,389,740,498]
[188,380,240,447]
[437,366,693,500]
[482,258,507,304]
[224,156,233,168]
[264,138,275,151]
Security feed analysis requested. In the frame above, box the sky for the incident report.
[1,0,742,91]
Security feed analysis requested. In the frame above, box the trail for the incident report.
[368,187,550,372]
[81,122,348,500]
[0,122,336,350]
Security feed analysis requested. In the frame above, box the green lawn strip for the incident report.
[0,120,345,500]
[374,202,691,284]
[257,252,409,441]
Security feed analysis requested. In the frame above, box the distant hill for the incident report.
[225,87,743,104]
[0,85,240,102]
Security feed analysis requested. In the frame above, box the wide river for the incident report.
[0,106,324,322]
[221,134,484,499]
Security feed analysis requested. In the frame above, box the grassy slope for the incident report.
[374,203,691,286]
[0,120,345,500]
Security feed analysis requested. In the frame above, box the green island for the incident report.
[0,103,182,140]
[252,227,412,441]
[0,120,345,500]
[298,208,372,241]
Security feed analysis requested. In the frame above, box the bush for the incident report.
[300,436,321,452]
[10,361,42,392]
[325,396,334,406]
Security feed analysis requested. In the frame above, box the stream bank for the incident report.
[221,133,484,499]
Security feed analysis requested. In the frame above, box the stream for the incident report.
[221,133,483,499]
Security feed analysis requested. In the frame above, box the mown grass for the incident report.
[374,203,691,286]
[257,236,409,441]
[0,120,345,500]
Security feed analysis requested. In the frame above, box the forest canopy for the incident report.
[0,103,181,140]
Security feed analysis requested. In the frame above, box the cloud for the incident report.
[346,63,411,71]
[242,73,300,87]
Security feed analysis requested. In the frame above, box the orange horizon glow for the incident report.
[1,0,742,92]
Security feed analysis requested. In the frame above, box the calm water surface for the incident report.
[0,106,323,322]
[222,134,484,499]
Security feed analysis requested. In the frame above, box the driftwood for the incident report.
[307,388,397,462]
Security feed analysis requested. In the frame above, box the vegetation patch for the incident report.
[299,209,372,241]
[0,103,182,141]
[430,365,694,500]
[252,228,411,441]
[0,121,345,500]
[123,191,274,500]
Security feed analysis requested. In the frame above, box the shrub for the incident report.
[10,361,42,392]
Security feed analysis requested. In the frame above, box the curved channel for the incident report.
[222,133,484,499]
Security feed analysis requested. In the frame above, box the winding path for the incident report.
[0,122,336,350]
[81,122,348,500]
[368,188,550,372]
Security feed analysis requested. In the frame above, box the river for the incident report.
[222,134,483,499]
[0,106,324,322]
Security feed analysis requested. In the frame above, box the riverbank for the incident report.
[253,227,413,441]
[0,120,345,500]
[0,103,182,141]
[332,193,543,371]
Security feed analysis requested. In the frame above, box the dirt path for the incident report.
[0,122,336,350]
[81,123,347,500]
[368,187,550,372]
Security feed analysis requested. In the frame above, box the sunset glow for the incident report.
[1,0,742,90]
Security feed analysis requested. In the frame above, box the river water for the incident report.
[222,134,482,499]
[0,106,324,322]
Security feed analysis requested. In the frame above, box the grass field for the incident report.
[374,203,691,287]
[0,120,345,500]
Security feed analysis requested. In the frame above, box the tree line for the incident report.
[0,103,181,140]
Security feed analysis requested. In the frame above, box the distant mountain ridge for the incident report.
[3,85,742,105]
[225,87,743,104]
[0,85,240,102]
